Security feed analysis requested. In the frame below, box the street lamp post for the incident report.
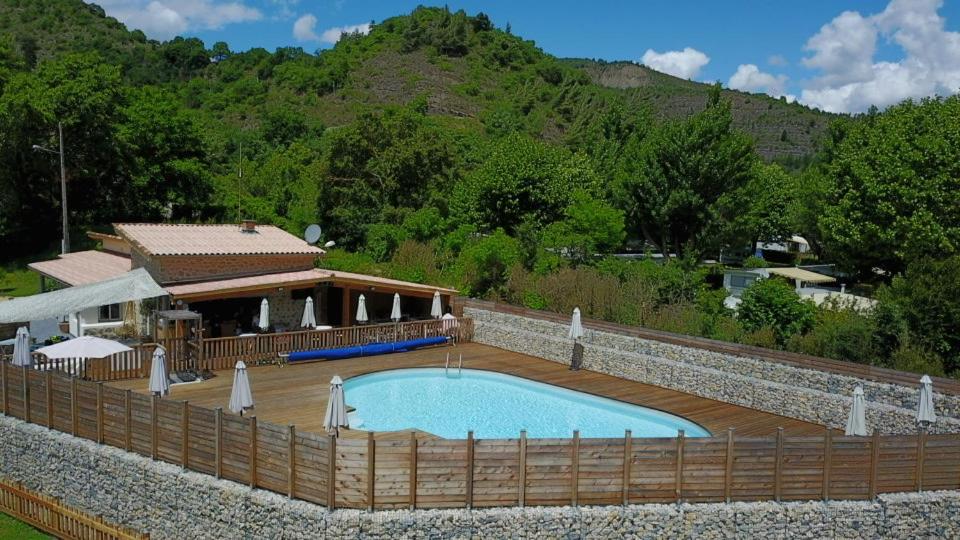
[32,121,69,254]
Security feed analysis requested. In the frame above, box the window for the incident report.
[99,303,121,322]
[730,275,756,289]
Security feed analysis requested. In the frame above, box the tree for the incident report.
[539,191,625,266]
[455,230,522,297]
[211,41,232,63]
[617,85,756,257]
[818,96,960,277]
[722,162,798,250]
[738,278,816,345]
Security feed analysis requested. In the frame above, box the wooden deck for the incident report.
[108,342,828,440]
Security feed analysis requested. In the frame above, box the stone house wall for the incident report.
[130,246,315,284]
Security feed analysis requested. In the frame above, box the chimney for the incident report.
[241,220,257,233]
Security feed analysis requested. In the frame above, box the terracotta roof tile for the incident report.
[28,251,132,286]
[114,223,324,256]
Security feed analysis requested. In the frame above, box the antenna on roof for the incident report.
[304,224,322,245]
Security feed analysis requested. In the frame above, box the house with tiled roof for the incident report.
[28,221,456,339]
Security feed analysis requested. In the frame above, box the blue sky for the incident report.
[93,1,960,113]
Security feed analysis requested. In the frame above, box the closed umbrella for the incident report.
[356,294,368,324]
[323,375,348,436]
[917,375,937,427]
[148,346,170,397]
[430,291,443,319]
[568,308,584,340]
[12,326,31,367]
[390,293,401,322]
[845,386,867,436]
[228,361,254,415]
[258,298,270,331]
[301,297,317,328]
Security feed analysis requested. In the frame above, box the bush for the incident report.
[889,342,946,377]
[454,229,522,297]
[785,304,879,364]
[738,278,816,344]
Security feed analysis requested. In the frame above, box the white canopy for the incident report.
[845,386,867,436]
[35,336,132,359]
[258,298,270,331]
[0,268,166,324]
[390,293,401,322]
[430,291,442,319]
[568,308,584,340]
[917,375,937,425]
[356,294,368,324]
[323,375,348,436]
[148,346,170,396]
[12,326,32,367]
[229,361,254,414]
[300,297,317,328]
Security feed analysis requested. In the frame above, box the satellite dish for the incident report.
[304,224,322,244]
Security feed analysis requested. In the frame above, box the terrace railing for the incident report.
[30,339,181,382]
[1,365,958,511]
[200,317,474,371]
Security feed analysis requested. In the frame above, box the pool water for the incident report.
[343,368,710,439]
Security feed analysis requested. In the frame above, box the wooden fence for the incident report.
[0,479,148,539]
[200,318,475,371]
[464,299,960,395]
[1,366,958,510]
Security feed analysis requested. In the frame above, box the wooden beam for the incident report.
[571,430,580,507]
[622,430,632,506]
[917,429,927,493]
[45,372,53,429]
[518,431,527,508]
[466,431,474,509]
[409,431,417,510]
[774,427,784,502]
[288,425,297,499]
[215,407,223,479]
[328,435,337,509]
[725,428,735,503]
[70,378,78,436]
[366,431,375,510]
[124,390,132,451]
[1,361,7,415]
[822,430,832,501]
[675,430,685,502]
[249,416,257,488]
[96,383,104,444]
[22,367,29,424]
[182,401,190,469]
[869,429,880,500]
[151,395,158,460]
[341,287,351,327]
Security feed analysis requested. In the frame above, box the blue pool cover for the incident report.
[287,336,449,362]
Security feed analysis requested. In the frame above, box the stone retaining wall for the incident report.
[466,307,960,435]
[2,416,957,539]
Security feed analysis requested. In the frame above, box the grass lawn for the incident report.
[0,265,39,298]
[0,512,51,539]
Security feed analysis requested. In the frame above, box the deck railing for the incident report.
[200,317,474,371]
[1,365,957,510]
[0,479,148,539]
[30,339,184,382]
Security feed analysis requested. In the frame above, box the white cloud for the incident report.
[319,22,371,44]
[799,0,960,113]
[293,13,319,41]
[728,64,790,98]
[90,0,261,40]
[641,47,710,79]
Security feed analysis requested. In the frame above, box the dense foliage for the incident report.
[0,2,959,378]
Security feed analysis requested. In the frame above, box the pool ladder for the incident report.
[444,352,462,377]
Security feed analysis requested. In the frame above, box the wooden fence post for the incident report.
[622,430,632,506]
[466,431,475,509]
[124,390,132,452]
[822,430,832,501]
[366,431,375,510]
[725,428,735,503]
[151,395,159,460]
[916,429,927,493]
[289,425,297,499]
[215,408,223,479]
[21,367,29,423]
[774,427,784,502]
[1,360,7,415]
[70,378,78,436]
[675,430,685,502]
[249,416,257,488]
[518,430,527,508]
[409,431,417,510]
[96,383,104,444]
[45,372,53,429]
[869,429,880,500]
[181,401,190,469]
[571,430,580,507]
[328,435,337,509]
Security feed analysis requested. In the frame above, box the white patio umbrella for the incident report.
[845,386,867,436]
[323,375,349,436]
[390,293,402,322]
[228,361,254,415]
[11,326,32,367]
[356,294,368,324]
[258,298,270,331]
[35,336,132,359]
[148,346,170,397]
[568,308,584,340]
[917,375,937,426]
[301,297,317,328]
[430,291,443,319]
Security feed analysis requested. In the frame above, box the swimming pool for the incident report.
[343,368,710,439]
